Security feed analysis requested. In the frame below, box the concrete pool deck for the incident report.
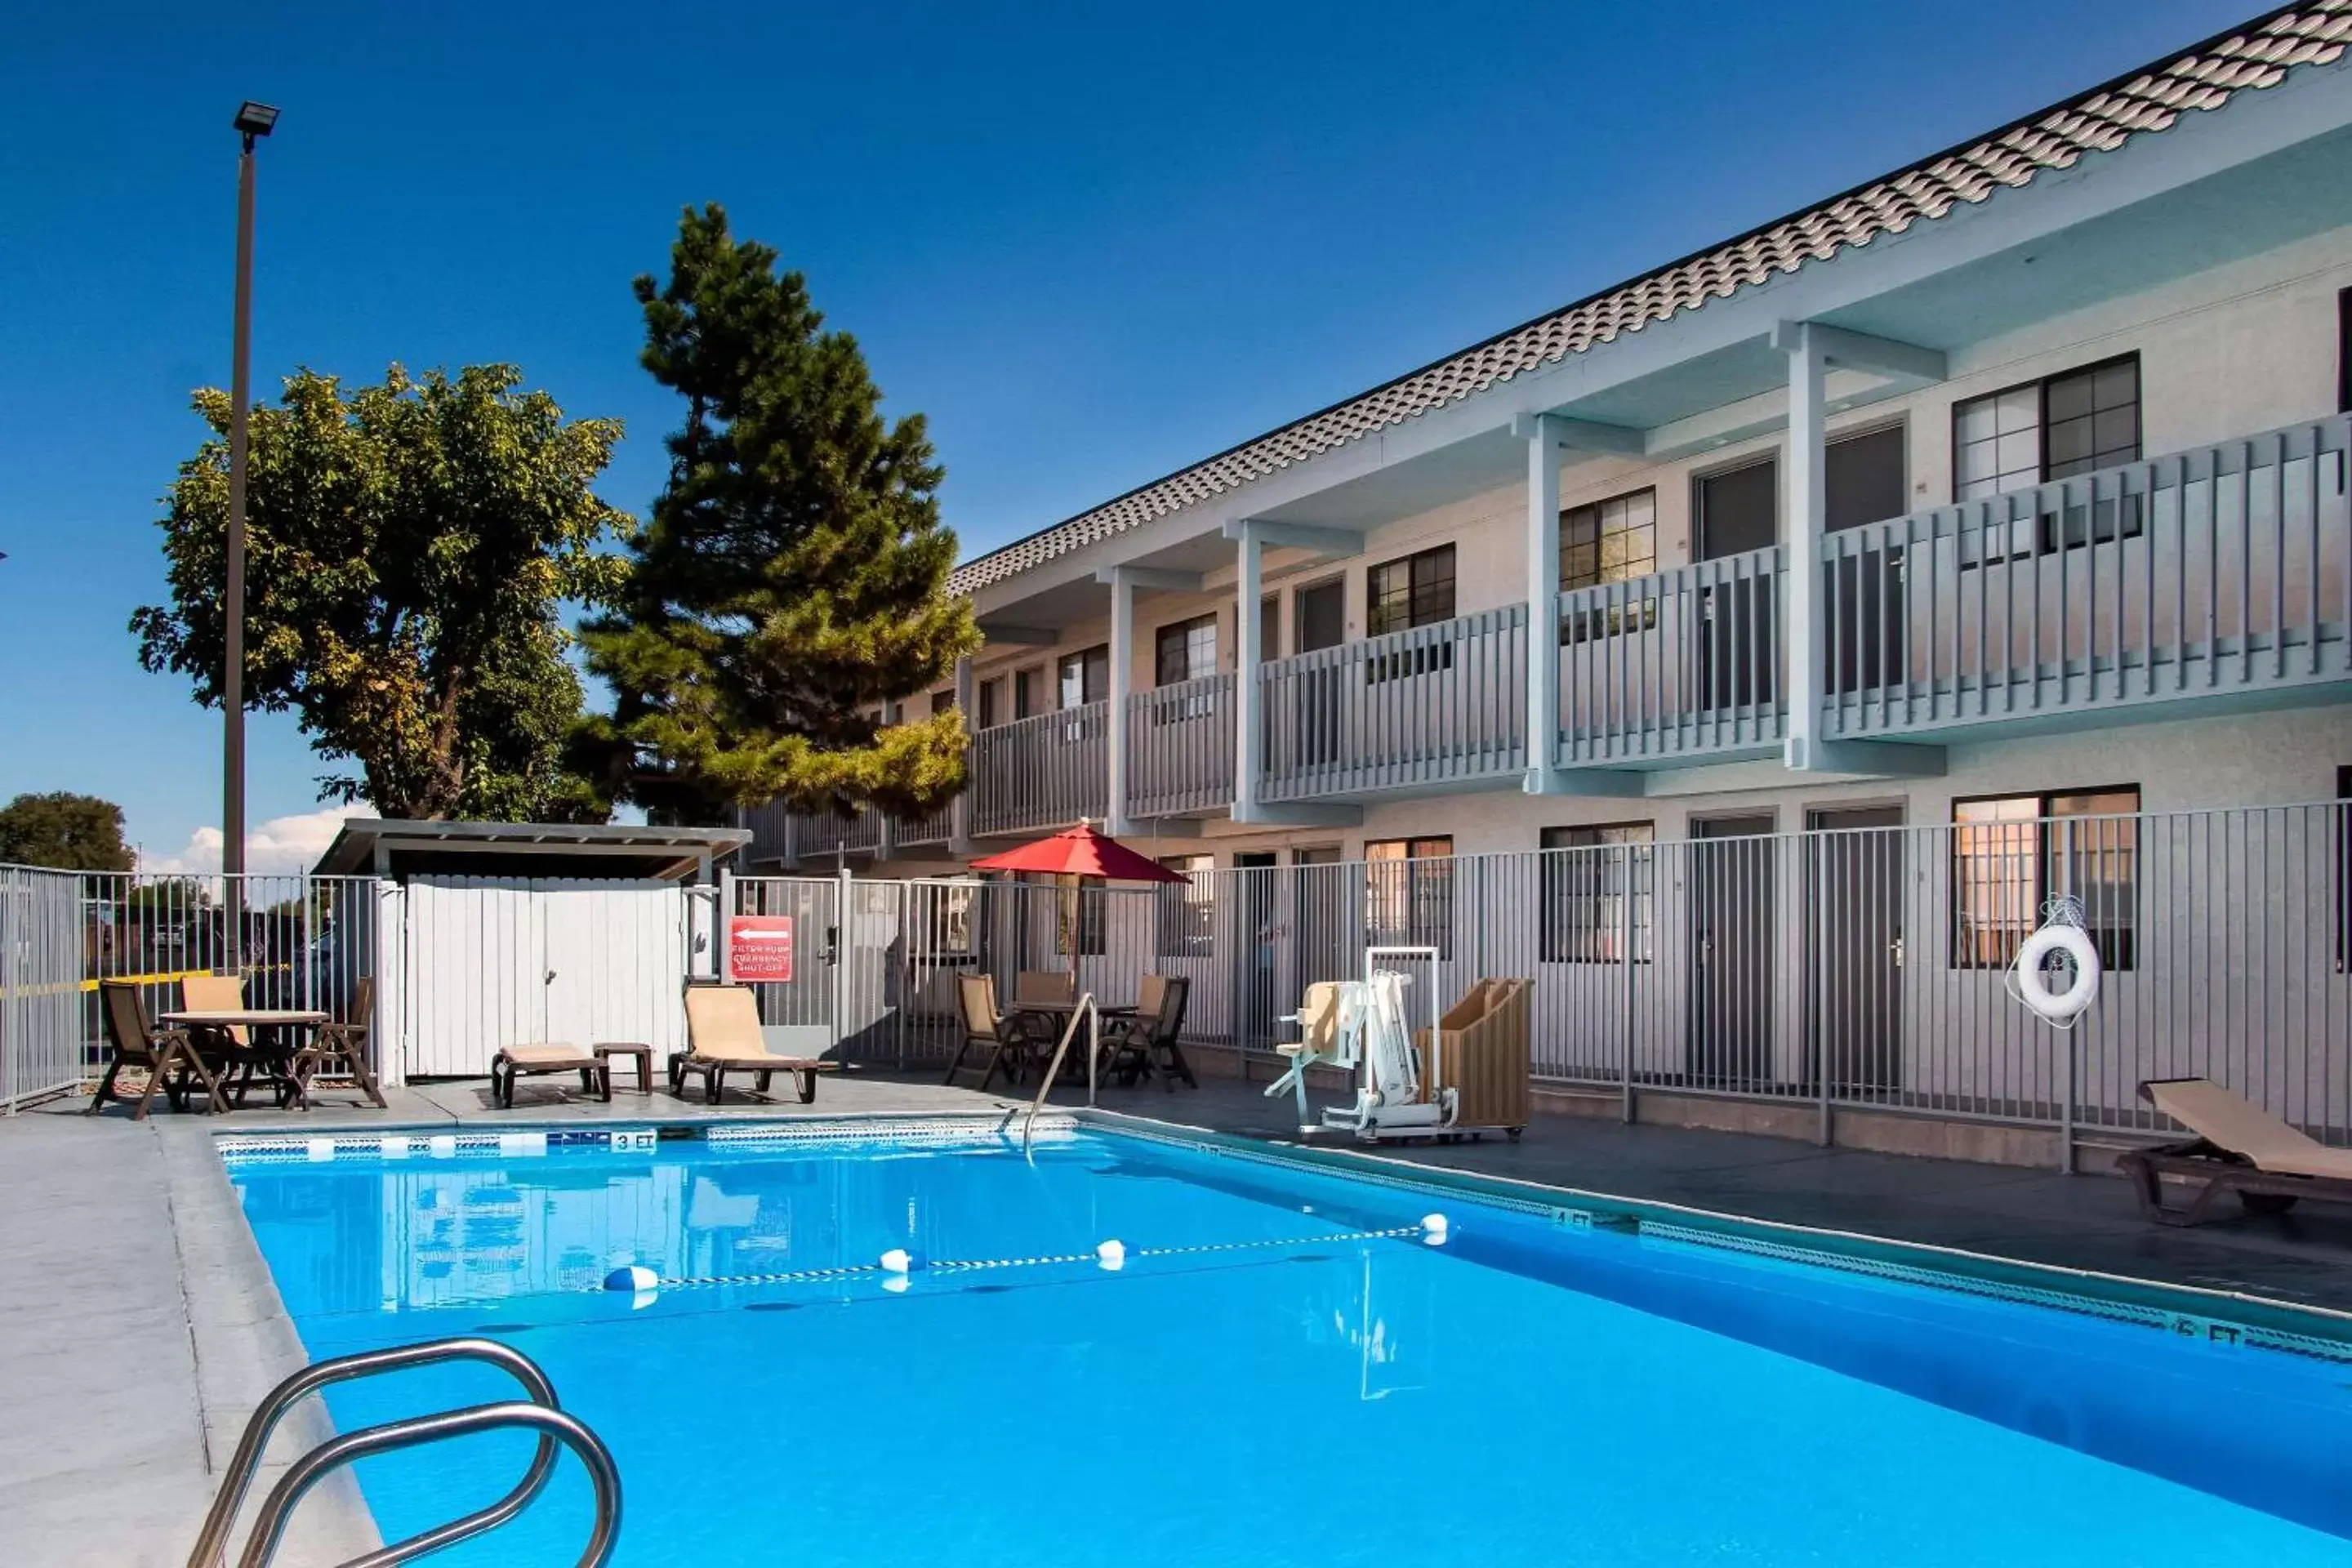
[7,1066,2352,1565]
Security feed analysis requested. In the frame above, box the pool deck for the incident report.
[7,1066,2352,1565]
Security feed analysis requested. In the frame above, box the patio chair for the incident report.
[942,973,1025,1093]
[671,982,837,1105]
[91,980,223,1119]
[180,972,274,1107]
[1266,981,1343,1126]
[1102,974,1195,1091]
[2117,1078,2352,1226]
[283,976,388,1110]
[490,1043,610,1108]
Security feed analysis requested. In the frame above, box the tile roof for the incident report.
[948,2,2350,599]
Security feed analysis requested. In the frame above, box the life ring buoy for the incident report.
[2013,924,2100,1022]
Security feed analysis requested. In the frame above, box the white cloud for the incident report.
[140,805,369,877]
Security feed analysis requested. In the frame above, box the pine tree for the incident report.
[582,204,980,823]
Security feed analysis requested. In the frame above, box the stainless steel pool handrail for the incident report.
[1022,991,1098,1158]
[188,1337,569,1568]
[235,1401,621,1568]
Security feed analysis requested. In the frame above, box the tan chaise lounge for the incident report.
[490,1044,610,1108]
[672,983,836,1105]
[2117,1077,2352,1226]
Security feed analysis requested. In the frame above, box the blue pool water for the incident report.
[229,1129,2352,1566]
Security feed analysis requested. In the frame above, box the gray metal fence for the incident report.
[0,870,382,1111]
[1,866,84,1109]
[737,800,2352,1162]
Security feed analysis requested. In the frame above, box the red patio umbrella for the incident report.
[968,819,1190,884]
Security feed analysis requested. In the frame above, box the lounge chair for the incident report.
[284,976,389,1110]
[1102,974,1195,1090]
[490,1044,610,1108]
[2118,1078,2352,1226]
[671,983,837,1105]
[1267,981,1343,1126]
[91,980,224,1119]
[942,973,1023,1093]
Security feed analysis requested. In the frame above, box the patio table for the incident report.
[159,1009,329,1109]
[1012,1000,1138,1085]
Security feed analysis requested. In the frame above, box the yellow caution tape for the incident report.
[0,962,296,1001]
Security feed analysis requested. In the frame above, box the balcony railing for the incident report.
[893,804,955,849]
[1258,604,1526,801]
[1820,416,2352,737]
[1126,674,1235,817]
[971,702,1107,836]
[1554,544,1785,767]
[799,805,881,859]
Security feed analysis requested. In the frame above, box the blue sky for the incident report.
[0,0,2254,868]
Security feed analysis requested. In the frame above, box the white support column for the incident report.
[1233,520,1264,823]
[1780,322,1828,773]
[949,654,976,857]
[1107,572,1136,836]
[1523,415,1563,795]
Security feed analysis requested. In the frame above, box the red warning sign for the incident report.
[728,915,795,983]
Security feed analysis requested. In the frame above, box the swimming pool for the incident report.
[225,1120,2352,1566]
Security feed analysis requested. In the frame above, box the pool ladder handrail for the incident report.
[188,1335,621,1568]
[1022,991,1099,1159]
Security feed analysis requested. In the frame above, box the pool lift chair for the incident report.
[1316,948,1459,1144]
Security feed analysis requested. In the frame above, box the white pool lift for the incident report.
[1314,947,1459,1143]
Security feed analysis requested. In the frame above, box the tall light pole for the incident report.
[224,100,276,906]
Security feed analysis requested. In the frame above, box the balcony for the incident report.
[970,702,1107,837]
[1553,543,1785,768]
[1820,416,2352,739]
[1257,604,1526,802]
[1126,673,1234,817]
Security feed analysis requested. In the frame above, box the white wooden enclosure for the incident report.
[394,876,692,1079]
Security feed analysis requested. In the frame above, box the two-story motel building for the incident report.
[745,5,2352,1163]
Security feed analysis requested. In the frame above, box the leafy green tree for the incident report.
[134,365,628,822]
[0,792,133,871]
[580,204,980,822]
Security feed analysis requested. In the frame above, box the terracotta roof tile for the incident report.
[949,2,2350,598]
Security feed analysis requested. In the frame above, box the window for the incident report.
[1366,545,1456,681]
[929,688,955,716]
[1155,854,1215,957]
[1539,823,1654,963]
[1058,645,1109,708]
[1952,788,2139,970]
[1560,488,1657,591]
[1013,668,1040,720]
[1365,837,1454,957]
[1557,488,1659,644]
[1054,873,1105,957]
[1367,545,1456,635]
[976,676,1002,729]
[1154,616,1217,686]
[1953,356,2141,551]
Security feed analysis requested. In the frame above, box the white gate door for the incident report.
[403,877,688,1079]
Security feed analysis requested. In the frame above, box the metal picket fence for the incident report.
[0,869,381,1111]
[733,800,2352,1160]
